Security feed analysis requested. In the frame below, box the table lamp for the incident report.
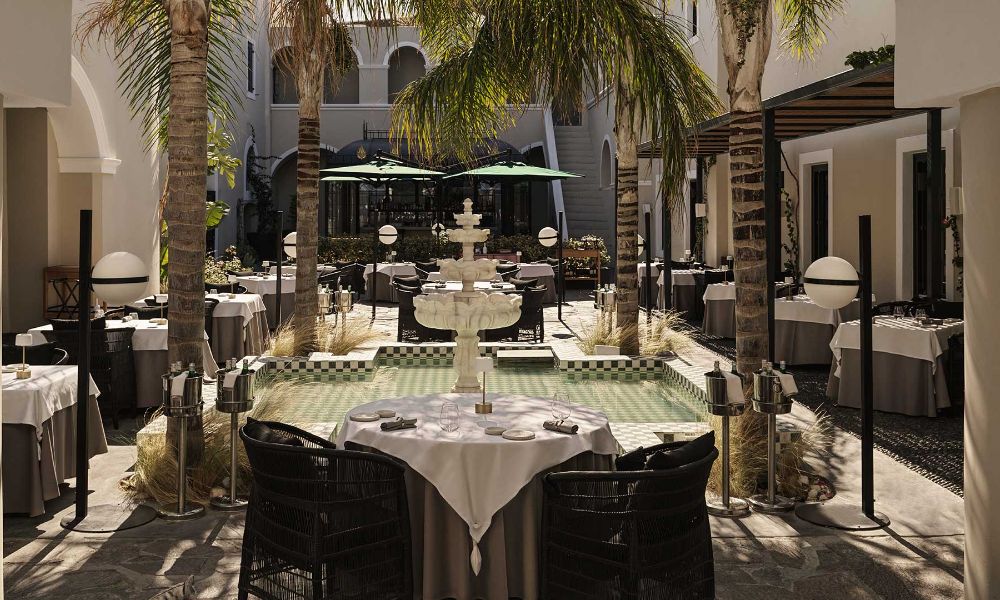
[15,334,32,379]
[152,294,168,325]
[474,357,494,414]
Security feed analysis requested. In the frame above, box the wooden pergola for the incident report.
[639,62,944,361]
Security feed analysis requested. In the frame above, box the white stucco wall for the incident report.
[0,0,72,107]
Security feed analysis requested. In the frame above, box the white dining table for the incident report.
[2,365,107,516]
[29,319,217,408]
[364,263,418,302]
[205,293,268,362]
[229,274,296,328]
[828,316,964,416]
[421,281,516,294]
[772,294,860,365]
[512,264,557,303]
[337,393,617,600]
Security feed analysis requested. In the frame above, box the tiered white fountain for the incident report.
[414,199,522,393]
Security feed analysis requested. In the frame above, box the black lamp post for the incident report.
[371,224,398,320]
[61,210,156,533]
[642,207,653,319]
[795,215,889,530]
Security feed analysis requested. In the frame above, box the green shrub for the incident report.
[204,245,250,284]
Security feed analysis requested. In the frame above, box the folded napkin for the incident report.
[381,417,418,431]
[222,370,240,390]
[170,372,188,401]
[721,371,746,405]
[543,420,578,434]
[776,372,798,396]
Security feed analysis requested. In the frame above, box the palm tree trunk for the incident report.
[614,93,641,356]
[716,0,772,496]
[164,0,209,465]
[293,86,321,355]
[165,0,209,368]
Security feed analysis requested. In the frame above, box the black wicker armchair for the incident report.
[2,342,68,366]
[42,328,136,429]
[508,277,538,291]
[541,441,718,600]
[931,300,964,319]
[496,263,520,281]
[873,301,919,317]
[238,420,413,600]
[486,287,545,343]
[49,316,107,330]
[134,304,168,320]
[396,287,450,343]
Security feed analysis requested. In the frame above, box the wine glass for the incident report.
[550,392,572,424]
[893,305,904,320]
[439,401,461,432]
[915,308,928,320]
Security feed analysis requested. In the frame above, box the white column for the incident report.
[961,86,1000,600]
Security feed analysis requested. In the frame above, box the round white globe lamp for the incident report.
[537,226,558,248]
[283,232,297,259]
[91,252,149,305]
[431,222,445,236]
[378,224,398,245]
[803,256,860,309]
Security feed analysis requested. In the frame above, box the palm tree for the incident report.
[716,0,846,378]
[387,0,721,355]
[713,0,845,495]
[267,2,356,355]
[78,0,252,368]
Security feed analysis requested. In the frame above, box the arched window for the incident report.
[387,46,426,103]
[600,140,613,189]
[325,64,360,104]
[272,48,297,104]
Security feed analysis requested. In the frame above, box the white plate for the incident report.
[350,412,381,422]
[502,429,535,441]
[484,426,506,436]
[376,409,396,418]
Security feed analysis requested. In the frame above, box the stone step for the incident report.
[496,349,555,367]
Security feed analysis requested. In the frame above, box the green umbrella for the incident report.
[320,157,443,182]
[443,160,582,182]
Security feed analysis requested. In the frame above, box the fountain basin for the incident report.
[438,258,499,286]
[414,292,522,332]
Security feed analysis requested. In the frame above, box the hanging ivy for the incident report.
[944,215,964,295]
[780,188,800,278]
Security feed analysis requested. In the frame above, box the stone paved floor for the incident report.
[3,294,965,599]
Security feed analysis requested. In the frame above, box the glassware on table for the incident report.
[209,288,218,295]
[439,401,461,432]
[915,308,928,320]
[550,391,572,423]
[893,305,904,319]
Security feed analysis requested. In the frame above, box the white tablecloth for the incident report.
[362,263,417,278]
[336,393,618,573]
[29,320,217,376]
[230,274,296,296]
[2,366,100,433]
[703,282,736,301]
[426,271,447,282]
[515,263,555,279]
[421,282,516,294]
[657,269,701,287]
[776,294,856,326]
[830,317,964,369]
[206,293,267,325]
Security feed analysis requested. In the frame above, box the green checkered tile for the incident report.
[255,363,708,427]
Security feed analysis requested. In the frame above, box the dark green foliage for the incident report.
[845,44,894,69]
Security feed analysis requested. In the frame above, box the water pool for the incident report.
[259,362,708,429]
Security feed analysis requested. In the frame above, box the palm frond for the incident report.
[391,0,721,203]
[775,0,847,58]
[76,0,254,150]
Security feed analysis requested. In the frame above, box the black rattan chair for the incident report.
[49,316,107,331]
[396,287,450,343]
[317,271,340,288]
[2,342,68,366]
[508,277,538,291]
[43,328,136,429]
[931,300,964,319]
[205,298,219,353]
[415,260,439,274]
[873,301,918,317]
[496,264,520,281]
[238,420,413,600]
[392,275,421,288]
[541,442,718,600]
[135,304,168,320]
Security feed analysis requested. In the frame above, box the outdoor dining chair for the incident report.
[49,315,107,330]
[238,419,413,600]
[541,439,718,600]
[2,342,68,366]
[42,328,136,429]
